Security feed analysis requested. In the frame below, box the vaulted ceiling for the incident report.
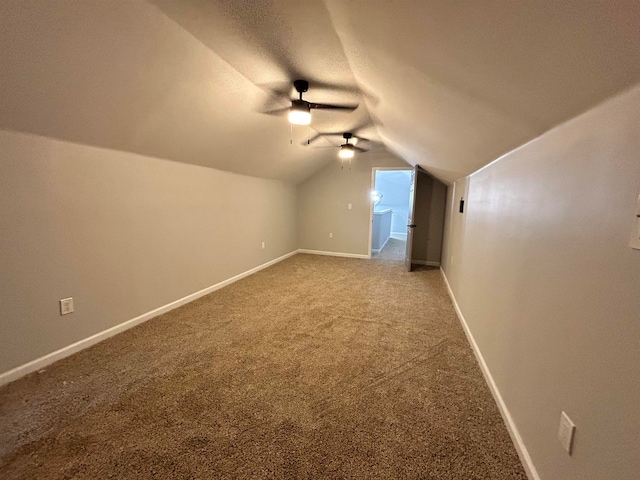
[1,0,639,184]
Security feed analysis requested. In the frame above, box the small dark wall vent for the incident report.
[459,197,465,213]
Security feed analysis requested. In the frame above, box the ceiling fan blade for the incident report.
[353,136,371,145]
[304,132,376,148]
[259,107,290,116]
[304,132,343,145]
[304,133,323,145]
[308,102,359,111]
[355,146,369,153]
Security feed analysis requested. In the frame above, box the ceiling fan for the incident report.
[333,132,374,169]
[338,133,363,159]
[302,131,368,166]
[306,131,379,152]
[287,80,358,125]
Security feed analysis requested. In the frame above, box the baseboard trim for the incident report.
[439,268,540,480]
[412,260,441,267]
[0,250,298,387]
[297,249,370,259]
[371,236,390,254]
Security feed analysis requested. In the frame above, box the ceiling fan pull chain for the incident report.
[290,122,293,145]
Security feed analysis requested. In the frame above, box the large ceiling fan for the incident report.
[287,79,359,125]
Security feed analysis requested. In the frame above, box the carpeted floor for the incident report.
[0,254,527,479]
[372,238,406,261]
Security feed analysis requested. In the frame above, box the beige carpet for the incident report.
[0,254,527,479]
[372,238,406,261]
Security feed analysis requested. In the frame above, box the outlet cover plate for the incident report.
[60,297,74,315]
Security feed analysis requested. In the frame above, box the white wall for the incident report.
[374,169,411,234]
[297,153,409,256]
[0,130,297,377]
[441,84,640,480]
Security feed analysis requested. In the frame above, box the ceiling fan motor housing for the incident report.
[294,79,309,95]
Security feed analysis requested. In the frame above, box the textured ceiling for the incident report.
[1,0,639,184]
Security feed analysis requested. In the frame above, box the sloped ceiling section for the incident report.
[326,0,640,182]
[1,1,639,184]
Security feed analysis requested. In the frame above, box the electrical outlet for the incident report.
[558,411,576,455]
[347,203,352,210]
[261,241,265,249]
[329,232,333,238]
[59,297,74,315]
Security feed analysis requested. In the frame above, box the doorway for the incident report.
[370,168,413,261]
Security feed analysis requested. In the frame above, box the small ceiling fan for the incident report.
[288,80,358,125]
[336,132,373,169]
[306,131,379,151]
[338,133,361,159]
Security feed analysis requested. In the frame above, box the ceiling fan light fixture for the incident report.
[339,143,355,159]
[289,100,311,125]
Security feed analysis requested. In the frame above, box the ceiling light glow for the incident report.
[289,100,311,125]
[339,144,355,159]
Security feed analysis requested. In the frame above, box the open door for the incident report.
[405,165,419,271]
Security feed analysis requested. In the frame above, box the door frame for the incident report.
[368,166,414,259]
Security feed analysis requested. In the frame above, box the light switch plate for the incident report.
[558,411,576,455]
[630,194,640,250]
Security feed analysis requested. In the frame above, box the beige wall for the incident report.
[0,130,297,375]
[441,176,469,295]
[411,171,432,262]
[297,153,409,256]
[441,84,640,480]
[426,179,447,264]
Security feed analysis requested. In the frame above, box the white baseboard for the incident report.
[297,249,370,259]
[0,250,298,387]
[412,260,441,267]
[439,269,540,480]
[371,236,391,254]
[391,232,407,240]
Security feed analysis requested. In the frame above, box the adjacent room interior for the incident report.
[1,2,639,480]
[371,168,411,261]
